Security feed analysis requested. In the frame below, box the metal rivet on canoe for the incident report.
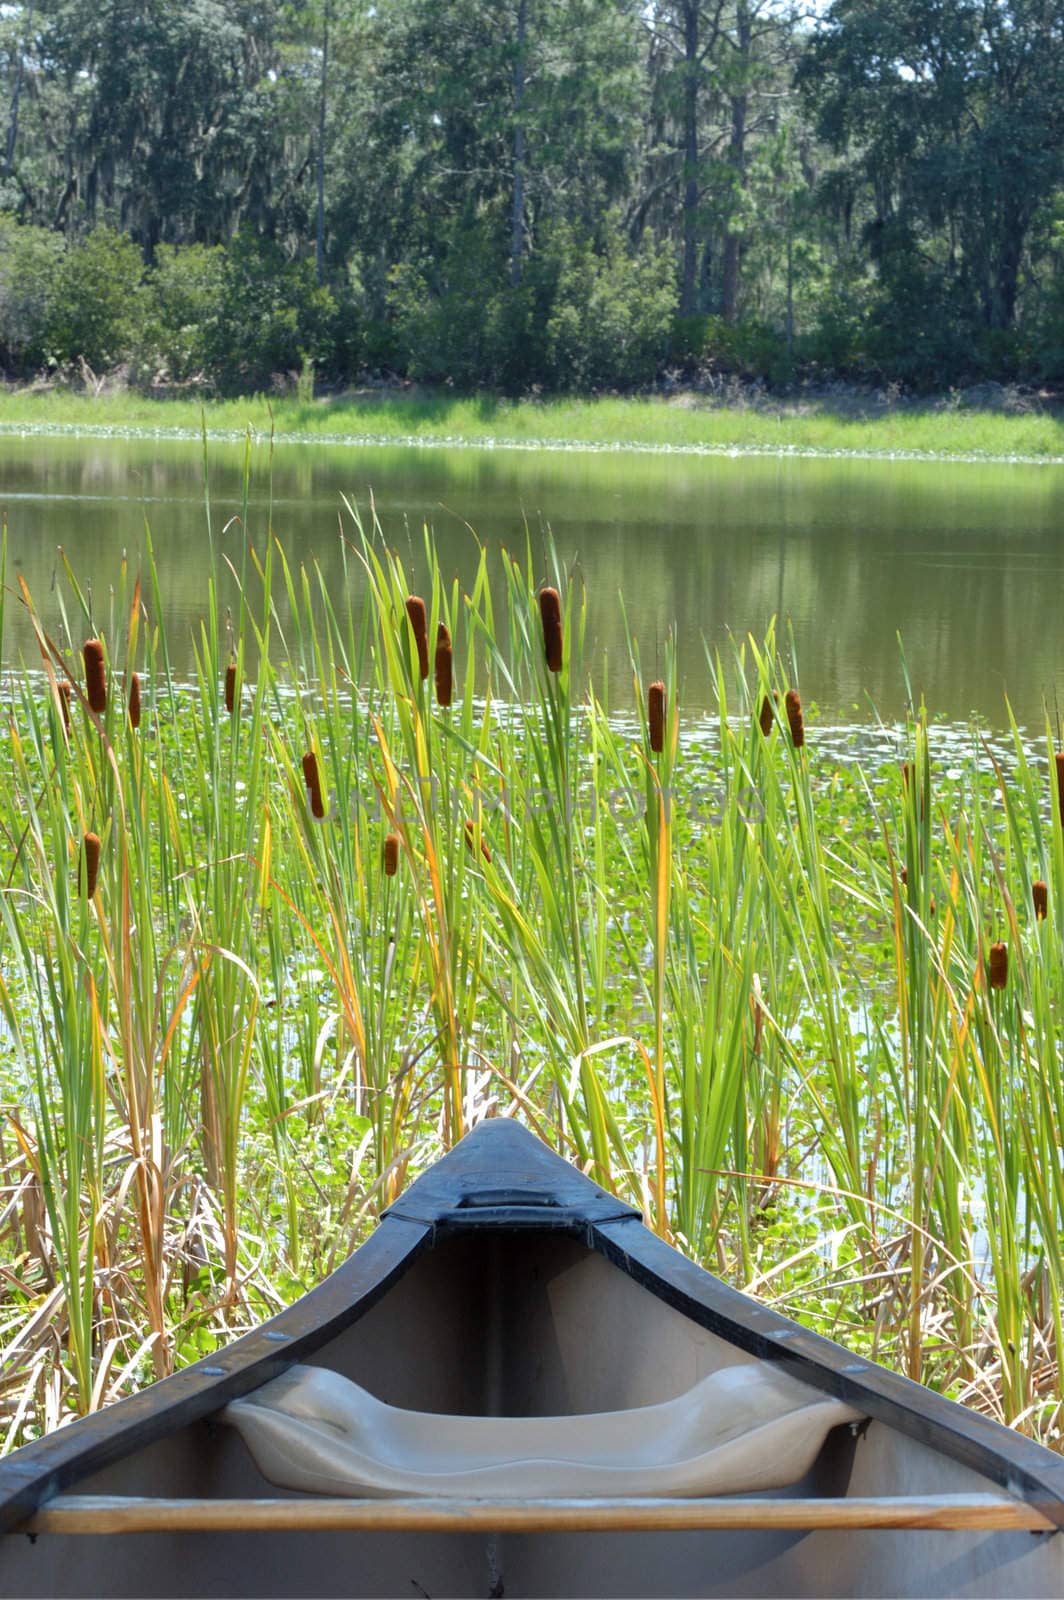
[199,1367,225,1377]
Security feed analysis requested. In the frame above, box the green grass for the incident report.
[1,385,1064,459]
[3,462,1064,1456]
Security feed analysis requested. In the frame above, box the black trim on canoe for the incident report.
[1,1119,1063,1534]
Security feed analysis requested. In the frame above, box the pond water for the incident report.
[2,430,1063,726]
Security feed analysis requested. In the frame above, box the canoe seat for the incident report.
[222,1363,862,1499]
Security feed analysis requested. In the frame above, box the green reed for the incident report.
[3,473,1064,1451]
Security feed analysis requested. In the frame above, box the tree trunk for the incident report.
[680,1,699,317]
[721,0,750,323]
[315,0,329,285]
[510,0,527,287]
[3,1,33,181]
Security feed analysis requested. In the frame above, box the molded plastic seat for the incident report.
[222,1363,861,1499]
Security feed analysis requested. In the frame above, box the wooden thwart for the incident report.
[23,1492,1056,1536]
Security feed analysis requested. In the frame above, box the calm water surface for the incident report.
[3,432,1062,726]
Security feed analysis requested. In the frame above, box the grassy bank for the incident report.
[2,491,1064,1455]
[1,385,1063,459]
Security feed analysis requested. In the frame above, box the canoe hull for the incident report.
[1,1123,1062,1598]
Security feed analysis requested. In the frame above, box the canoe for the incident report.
[1,1120,1062,1599]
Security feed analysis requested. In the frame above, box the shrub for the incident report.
[0,216,64,375]
[44,227,146,371]
[145,243,225,384]
[208,233,340,394]
[543,225,676,391]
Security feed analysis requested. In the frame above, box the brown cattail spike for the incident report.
[758,694,776,736]
[383,832,400,877]
[988,941,1008,991]
[405,596,430,680]
[902,761,911,791]
[648,681,666,754]
[539,587,563,673]
[57,680,72,733]
[1056,753,1064,827]
[128,672,141,729]
[784,689,804,749]
[82,832,101,898]
[83,640,107,715]
[225,663,237,716]
[302,752,325,820]
[464,820,492,864]
[900,866,908,886]
[435,623,453,707]
[1033,879,1048,921]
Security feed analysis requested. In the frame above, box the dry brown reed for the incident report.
[383,832,400,876]
[464,820,492,864]
[405,596,430,680]
[648,681,666,753]
[225,663,237,716]
[83,640,107,715]
[989,941,1008,990]
[435,623,453,707]
[784,689,804,748]
[128,672,141,730]
[538,587,563,673]
[1033,880,1048,920]
[302,752,325,820]
[81,832,101,898]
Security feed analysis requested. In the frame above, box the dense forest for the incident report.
[0,0,1061,394]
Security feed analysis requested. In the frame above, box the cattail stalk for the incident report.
[225,663,237,716]
[302,752,325,820]
[1033,879,1048,920]
[383,832,400,876]
[988,941,1008,991]
[435,623,453,707]
[405,596,430,680]
[82,832,101,898]
[464,820,492,863]
[648,681,666,754]
[128,672,141,729]
[539,587,563,673]
[84,640,107,715]
[785,688,804,748]
[1056,753,1064,828]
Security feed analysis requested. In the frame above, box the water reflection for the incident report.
[3,433,1063,725]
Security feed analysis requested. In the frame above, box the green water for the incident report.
[3,431,1062,725]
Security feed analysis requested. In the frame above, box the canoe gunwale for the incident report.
[2,1120,1063,1538]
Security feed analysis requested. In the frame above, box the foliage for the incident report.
[3,482,1064,1452]
[42,227,146,372]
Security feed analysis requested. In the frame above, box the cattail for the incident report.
[539,586,563,673]
[648,681,666,754]
[784,689,804,748]
[900,867,908,886]
[758,693,777,736]
[383,832,400,876]
[1056,753,1064,827]
[225,663,237,716]
[83,640,106,715]
[302,752,325,820]
[81,832,101,898]
[902,761,911,791]
[1033,879,1048,920]
[988,941,1008,991]
[464,819,492,864]
[128,672,141,729]
[435,622,453,707]
[57,680,72,733]
[405,596,430,680]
